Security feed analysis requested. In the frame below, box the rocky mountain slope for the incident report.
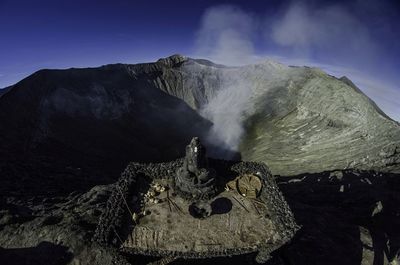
[0,62,213,192]
[1,55,398,177]
[0,87,9,97]
[125,55,400,176]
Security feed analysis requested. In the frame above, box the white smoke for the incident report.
[194,5,258,66]
[200,71,254,158]
[194,3,399,157]
[270,3,378,68]
[193,5,259,158]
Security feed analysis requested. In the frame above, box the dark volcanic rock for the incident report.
[0,241,73,265]
[0,86,11,97]
[0,184,131,264]
[1,165,398,265]
[0,60,213,196]
[275,170,400,265]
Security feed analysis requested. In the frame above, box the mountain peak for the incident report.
[157,54,188,66]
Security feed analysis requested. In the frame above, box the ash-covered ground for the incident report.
[1,158,399,264]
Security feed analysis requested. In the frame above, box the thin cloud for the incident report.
[194,5,258,66]
[269,3,378,67]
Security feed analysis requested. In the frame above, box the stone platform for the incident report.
[122,177,280,256]
[94,138,298,263]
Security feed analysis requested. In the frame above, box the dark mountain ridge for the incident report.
[0,61,213,197]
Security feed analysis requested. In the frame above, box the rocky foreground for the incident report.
[0,164,399,265]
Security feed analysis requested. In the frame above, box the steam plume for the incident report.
[193,3,399,154]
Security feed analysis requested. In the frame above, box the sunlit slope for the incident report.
[240,68,400,175]
[149,55,400,176]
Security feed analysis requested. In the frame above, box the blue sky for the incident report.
[0,0,399,120]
